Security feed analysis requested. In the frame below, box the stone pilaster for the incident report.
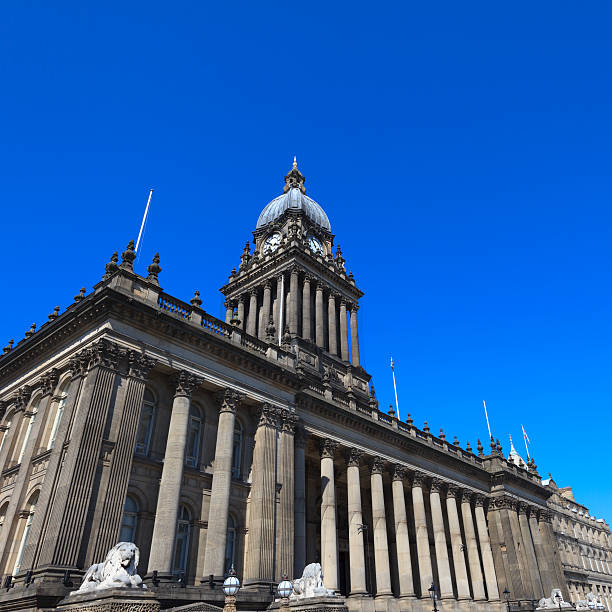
[202,389,244,579]
[528,507,554,596]
[474,495,500,600]
[446,486,470,600]
[276,410,296,580]
[347,449,367,595]
[294,427,308,578]
[392,465,415,598]
[430,478,453,599]
[244,403,278,584]
[518,502,544,598]
[507,498,534,597]
[302,276,312,341]
[315,283,325,348]
[328,293,338,356]
[459,490,486,601]
[350,304,360,366]
[538,510,569,600]
[148,370,199,579]
[320,439,338,592]
[411,471,433,598]
[339,299,349,362]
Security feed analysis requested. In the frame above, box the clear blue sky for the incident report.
[1,2,610,517]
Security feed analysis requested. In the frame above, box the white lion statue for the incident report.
[71,542,146,595]
[290,563,336,599]
[537,589,573,609]
[575,592,606,610]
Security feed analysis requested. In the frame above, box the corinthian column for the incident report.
[460,490,486,601]
[446,486,470,599]
[149,371,199,578]
[350,304,360,366]
[302,276,312,341]
[202,389,244,579]
[315,283,325,347]
[529,506,553,596]
[430,478,453,599]
[238,295,246,330]
[370,458,392,596]
[247,289,258,336]
[347,449,367,595]
[289,267,299,336]
[474,495,500,600]
[294,428,308,577]
[320,439,338,592]
[392,465,415,598]
[225,300,233,324]
[276,411,296,580]
[244,404,278,584]
[412,472,433,597]
[328,293,338,356]
[339,299,349,361]
[518,502,544,598]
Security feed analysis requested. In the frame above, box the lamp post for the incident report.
[222,565,240,612]
[277,574,293,612]
[428,583,438,612]
[555,592,563,611]
[504,587,511,612]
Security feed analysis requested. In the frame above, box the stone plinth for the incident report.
[56,588,161,612]
[269,596,348,612]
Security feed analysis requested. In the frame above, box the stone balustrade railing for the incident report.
[158,293,192,320]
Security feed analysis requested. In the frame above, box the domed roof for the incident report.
[256,159,331,231]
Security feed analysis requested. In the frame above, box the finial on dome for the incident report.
[284,157,306,194]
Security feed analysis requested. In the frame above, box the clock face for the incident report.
[308,235,323,255]
[263,232,282,254]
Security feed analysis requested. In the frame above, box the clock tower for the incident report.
[220,159,366,376]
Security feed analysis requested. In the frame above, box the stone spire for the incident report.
[283,156,306,194]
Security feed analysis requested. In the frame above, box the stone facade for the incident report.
[544,477,612,608]
[0,161,603,611]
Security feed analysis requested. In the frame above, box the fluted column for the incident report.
[460,490,486,601]
[474,495,500,600]
[273,274,283,335]
[244,404,278,584]
[276,411,296,580]
[247,289,258,336]
[320,439,338,592]
[339,299,349,361]
[302,276,312,341]
[328,293,338,356]
[315,283,325,348]
[347,449,367,595]
[202,389,244,578]
[430,478,453,599]
[225,300,233,324]
[529,507,553,596]
[370,458,392,596]
[538,510,569,600]
[350,304,360,366]
[238,296,246,330]
[289,267,299,336]
[294,428,307,578]
[518,502,544,598]
[446,486,470,599]
[392,466,415,598]
[149,371,199,577]
[260,282,272,340]
[412,472,433,597]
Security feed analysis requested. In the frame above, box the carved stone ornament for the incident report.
[392,464,407,482]
[146,253,162,283]
[120,240,137,271]
[68,350,90,378]
[518,501,529,515]
[347,448,363,468]
[447,485,460,499]
[70,542,146,595]
[258,402,280,428]
[128,352,156,380]
[14,386,32,411]
[536,589,573,609]
[474,494,487,508]
[370,457,385,475]
[430,477,445,493]
[88,339,120,371]
[320,438,338,459]
[103,251,119,279]
[412,471,426,487]
[40,369,60,396]
[290,562,336,600]
[280,410,298,434]
[217,388,245,414]
[538,509,553,524]
[173,370,200,398]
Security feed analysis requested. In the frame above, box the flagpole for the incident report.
[521,424,531,460]
[135,189,154,253]
[390,357,400,420]
[483,400,492,440]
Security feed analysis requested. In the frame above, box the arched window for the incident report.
[0,421,11,458]
[224,514,236,573]
[12,490,39,576]
[135,390,156,456]
[231,421,243,480]
[172,505,190,577]
[120,495,139,543]
[47,379,70,450]
[0,501,8,534]
[185,405,202,468]
[17,398,40,464]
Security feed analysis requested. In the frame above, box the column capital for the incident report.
[458,488,474,503]
[430,477,445,493]
[350,303,360,313]
[347,448,363,467]
[411,470,426,487]
[88,338,121,371]
[329,291,340,301]
[447,485,461,499]
[128,351,156,380]
[172,370,200,398]
[304,274,314,284]
[320,438,338,459]
[40,368,60,397]
[538,509,553,524]
[239,294,248,304]
[280,410,298,434]
[67,350,90,379]
[258,402,280,428]
[216,388,245,414]
[14,385,32,411]
[370,457,385,475]
[517,501,529,515]
[392,464,408,481]
[290,265,300,275]
[224,299,233,309]
[474,493,488,508]
[249,287,259,297]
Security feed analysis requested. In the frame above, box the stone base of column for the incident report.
[373,594,395,612]
[347,593,375,612]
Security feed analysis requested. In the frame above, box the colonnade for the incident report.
[315,439,500,602]
[225,269,360,365]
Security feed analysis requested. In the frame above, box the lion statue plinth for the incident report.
[290,563,336,600]
[71,542,146,595]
